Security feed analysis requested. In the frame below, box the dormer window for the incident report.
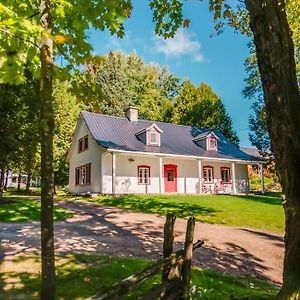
[135,124,162,147]
[208,136,217,151]
[149,131,159,145]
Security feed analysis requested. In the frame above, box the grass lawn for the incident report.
[0,254,278,299]
[59,192,284,233]
[0,195,73,222]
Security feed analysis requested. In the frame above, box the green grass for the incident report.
[0,254,278,299]
[59,193,284,233]
[0,196,73,222]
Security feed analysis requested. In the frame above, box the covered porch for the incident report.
[104,151,265,195]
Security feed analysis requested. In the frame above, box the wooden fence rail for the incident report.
[86,214,203,300]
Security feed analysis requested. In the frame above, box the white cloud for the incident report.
[153,29,204,62]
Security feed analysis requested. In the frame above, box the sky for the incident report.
[88,0,253,147]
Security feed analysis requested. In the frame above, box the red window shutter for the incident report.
[86,164,91,184]
[75,168,80,185]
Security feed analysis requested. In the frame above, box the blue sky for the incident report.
[88,1,253,147]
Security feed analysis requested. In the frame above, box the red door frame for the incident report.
[164,164,177,193]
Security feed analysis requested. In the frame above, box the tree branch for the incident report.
[0,28,41,50]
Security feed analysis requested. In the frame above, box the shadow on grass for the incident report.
[0,254,278,300]
[0,197,72,222]
[235,193,283,206]
[99,194,219,219]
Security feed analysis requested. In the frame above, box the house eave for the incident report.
[105,148,265,164]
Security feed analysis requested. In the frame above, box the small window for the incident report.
[78,135,89,153]
[75,163,91,185]
[149,131,159,145]
[208,137,217,150]
[221,167,230,183]
[203,166,213,183]
[138,165,150,185]
[84,135,89,150]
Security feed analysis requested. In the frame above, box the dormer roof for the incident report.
[193,131,219,142]
[135,124,163,136]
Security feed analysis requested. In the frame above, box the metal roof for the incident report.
[81,111,262,162]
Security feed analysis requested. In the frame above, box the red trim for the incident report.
[220,167,231,184]
[203,166,214,183]
[164,164,177,192]
[137,165,151,185]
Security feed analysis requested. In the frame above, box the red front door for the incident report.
[164,164,177,193]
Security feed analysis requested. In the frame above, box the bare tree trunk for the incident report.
[0,168,5,199]
[39,0,55,299]
[17,172,21,191]
[246,1,300,298]
[4,169,9,191]
[26,173,32,192]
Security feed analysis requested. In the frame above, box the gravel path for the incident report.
[0,200,284,284]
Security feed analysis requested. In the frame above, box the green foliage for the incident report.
[60,193,284,233]
[0,254,278,299]
[0,195,72,222]
[80,51,180,121]
[53,80,81,186]
[0,83,25,168]
[172,81,239,145]
[0,0,133,83]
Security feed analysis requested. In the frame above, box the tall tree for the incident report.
[244,0,299,157]
[81,51,180,121]
[53,80,81,189]
[0,84,25,198]
[172,81,239,145]
[0,1,132,298]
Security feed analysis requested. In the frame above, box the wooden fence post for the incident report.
[162,213,176,279]
[182,217,196,299]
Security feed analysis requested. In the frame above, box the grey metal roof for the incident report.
[81,111,262,162]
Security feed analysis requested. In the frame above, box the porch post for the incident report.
[231,162,237,195]
[197,159,202,194]
[112,152,116,195]
[159,156,163,194]
[260,163,265,194]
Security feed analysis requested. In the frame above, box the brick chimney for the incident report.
[125,106,138,122]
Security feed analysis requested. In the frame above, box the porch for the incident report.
[102,152,265,195]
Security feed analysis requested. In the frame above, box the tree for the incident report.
[53,80,81,189]
[81,51,180,121]
[244,0,299,156]
[0,1,132,298]
[0,84,25,198]
[245,2,300,298]
[172,81,239,145]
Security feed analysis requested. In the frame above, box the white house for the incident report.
[68,106,264,195]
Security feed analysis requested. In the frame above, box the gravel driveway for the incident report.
[0,200,284,284]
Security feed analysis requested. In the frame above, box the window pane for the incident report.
[84,136,88,150]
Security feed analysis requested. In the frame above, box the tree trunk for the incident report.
[26,173,32,192]
[0,168,5,199]
[17,172,21,191]
[4,169,9,191]
[245,1,300,299]
[39,0,55,299]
